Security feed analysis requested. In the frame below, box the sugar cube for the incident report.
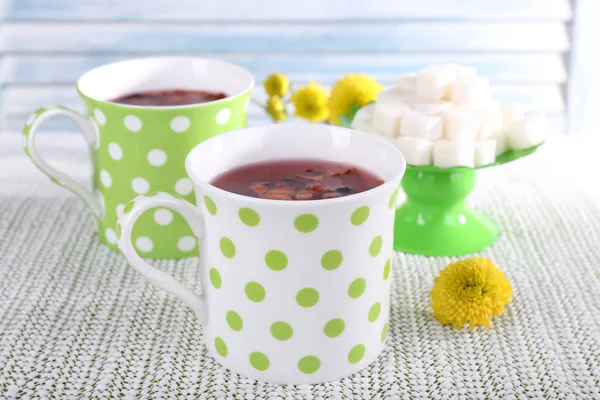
[394,137,433,166]
[505,113,549,150]
[394,73,417,92]
[473,140,497,167]
[492,132,507,156]
[350,104,376,134]
[413,100,453,115]
[455,65,478,80]
[474,100,503,139]
[451,76,491,106]
[502,103,525,126]
[438,64,478,80]
[416,65,458,101]
[433,140,475,168]
[373,101,411,137]
[441,105,480,140]
[377,88,418,107]
[400,110,443,141]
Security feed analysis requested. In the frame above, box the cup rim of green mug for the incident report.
[185,123,406,207]
[75,56,255,109]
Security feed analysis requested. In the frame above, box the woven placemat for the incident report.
[1,149,599,399]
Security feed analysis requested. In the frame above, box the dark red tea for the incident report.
[211,159,384,201]
[111,89,228,106]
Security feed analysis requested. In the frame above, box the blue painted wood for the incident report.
[0,54,568,85]
[0,22,570,53]
[3,0,572,21]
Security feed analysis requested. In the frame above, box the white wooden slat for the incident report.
[568,0,600,135]
[4,0,572,21]
[0,84,565,116]
[0,22,570,53]
[0,54,568,85]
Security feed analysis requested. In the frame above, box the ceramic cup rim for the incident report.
[185,123,407,207]
[75,56,255,110]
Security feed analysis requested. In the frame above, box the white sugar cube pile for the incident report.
[350,64,548,168]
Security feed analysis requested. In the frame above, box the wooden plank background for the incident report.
[0,0,572,133]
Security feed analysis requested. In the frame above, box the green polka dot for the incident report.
[270,321,293,341]
[351,206,370,226]
[123,202,135,214]
[249,352,270,371]
[294,214,319,233]
[209,268,222,289]
[383,259,391,280]
[348,278,366,299]
[226,311,243,331]
[265,250,288,271]
[50,177,59,185]
[214,337,228,357]
[296,288,319,308]
[298,356,321,374]
[204,195,217,215]
[220,237,236,258]
[324,318,345,338]
[245,282,266,302]
[321,250,343,271]
[369,236,383,257]
[115,224,122,239]
[381,322,389,343]
[389,187,399,209]
[368,302,381,322]
[239,207,260,226]
[348,344,366,364]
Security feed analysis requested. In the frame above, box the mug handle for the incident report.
[23,106,103,219]
[116,192,208,326]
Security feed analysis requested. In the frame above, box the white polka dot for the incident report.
[91,119,101,149]
[105,228,117,244]
[244,98,250,112]
[108,142,122,160]
[147,149,167,167]
[177,236,197,252]
[154,208,173,225]
[132,177,150,194]
[26,114,36,126]
[94,109,106,125]
[135,237,154,253]
[100,170,112,188]
[124,115,142,132]
[170,116,191,133]
[216,108,231,125]
[116,204,125,218]
[175,178,193,195]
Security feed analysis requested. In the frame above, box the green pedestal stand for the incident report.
[393,166,498,256]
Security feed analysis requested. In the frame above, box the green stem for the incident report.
[250,97,266,111]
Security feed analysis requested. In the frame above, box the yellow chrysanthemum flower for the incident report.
[266,95,287,122]
[264,73,290,97]
[328,73,383,125]
[291,82,330,123]
[430,257,513,329]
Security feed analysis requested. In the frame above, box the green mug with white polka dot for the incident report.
[116,124,406,384]
[22,57,254,258]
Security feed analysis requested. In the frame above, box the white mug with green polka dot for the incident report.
[22,57,254,258]
[117,123,406,384]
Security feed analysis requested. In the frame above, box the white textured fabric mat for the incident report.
[0,136,599,399]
